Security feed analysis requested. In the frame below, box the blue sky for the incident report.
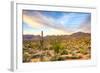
[23,10,91,36]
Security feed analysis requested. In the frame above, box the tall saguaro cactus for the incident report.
[41,31,43,49]
[40,31,44,61]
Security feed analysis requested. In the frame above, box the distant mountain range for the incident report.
[23,32,91,41]
[23,35,41,40]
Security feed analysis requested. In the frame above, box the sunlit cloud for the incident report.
[23,27,71,36]
[23,14,44,29]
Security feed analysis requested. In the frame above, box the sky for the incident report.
[22,10,91,36]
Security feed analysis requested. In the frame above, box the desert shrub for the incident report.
[61,50,68,55]
[23,52,31,62]
[50,55,59,61]
[71,56,81,59]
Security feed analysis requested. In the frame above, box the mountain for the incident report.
[23,35,40,40]
[70,32,90,38]
[23,32,91,40]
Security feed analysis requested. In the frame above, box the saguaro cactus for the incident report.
[40,31,44,61]
[41,31,43,49]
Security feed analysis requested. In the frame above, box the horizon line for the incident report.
[23,31,91,36]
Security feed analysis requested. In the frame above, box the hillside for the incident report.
[23,32,90,40]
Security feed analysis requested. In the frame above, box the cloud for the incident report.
[23,14,44,29]
[23,11,71,32]
[78,22,91,33]
[23,27,70,36]
[23,10,91,35]
[77,15,91,33]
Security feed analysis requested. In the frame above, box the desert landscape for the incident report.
[22,10,91,62]
[23,32,91,62]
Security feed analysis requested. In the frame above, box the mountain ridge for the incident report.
[23,32,91,40]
